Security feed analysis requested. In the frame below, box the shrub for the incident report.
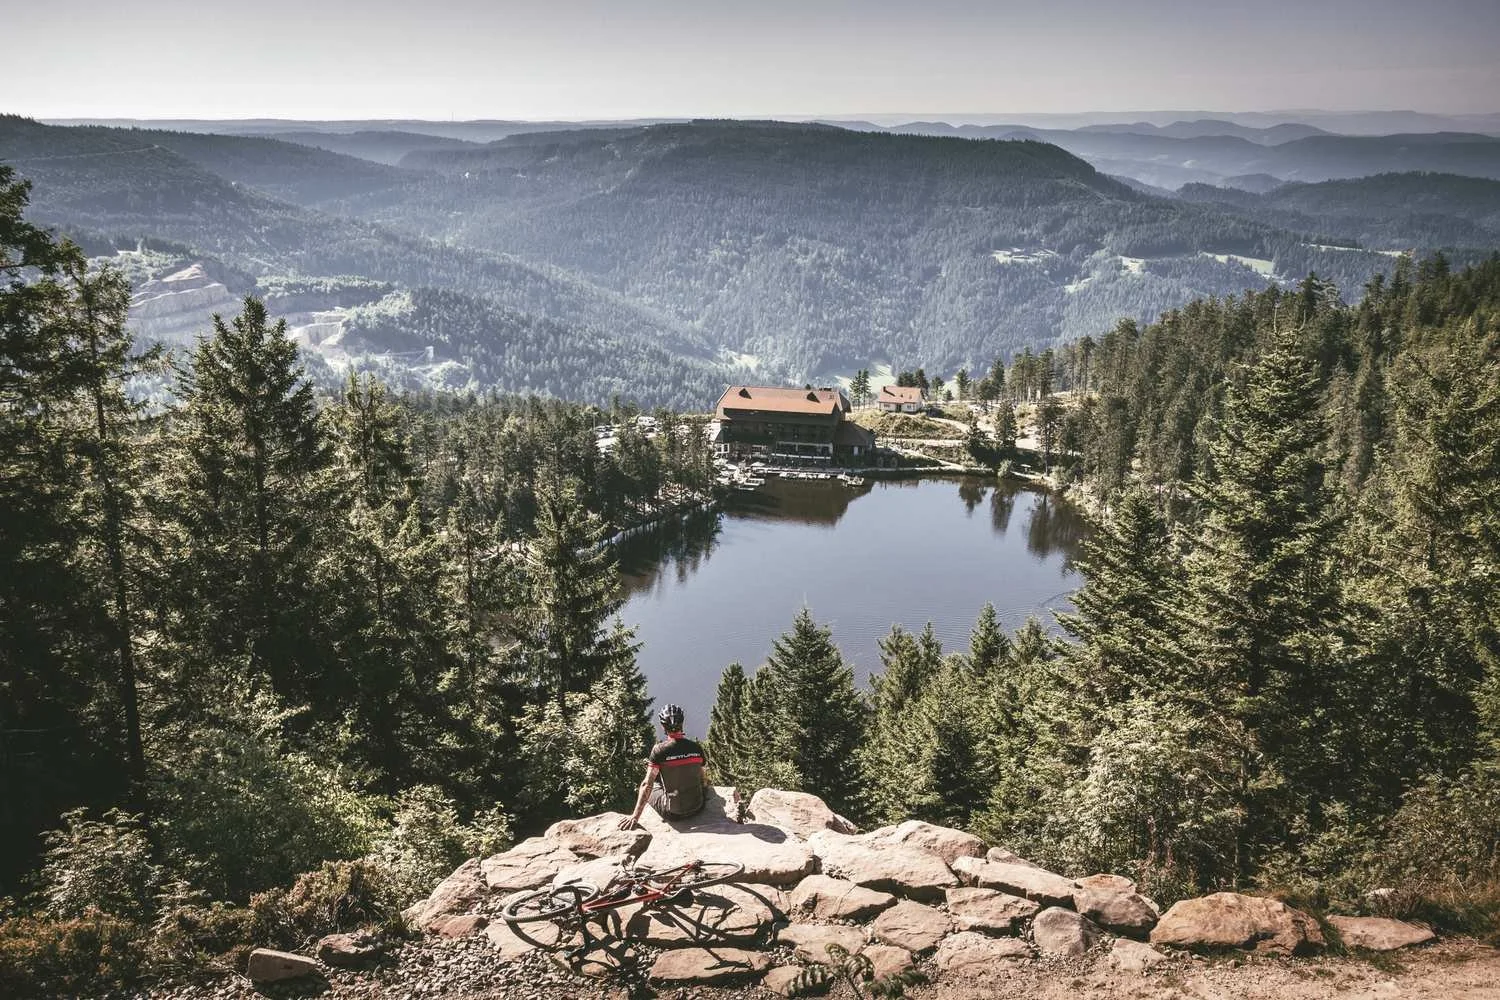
[0,913,144,998]
[148,691,383,900]
[148,881,259,975]
[39,808,161,921]
[250,860,405,949]
[367,787,510,906]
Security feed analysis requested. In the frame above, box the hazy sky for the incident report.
[10,0,1500,119]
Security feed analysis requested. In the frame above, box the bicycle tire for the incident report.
[502,883,596,924]
[672,861,745,892]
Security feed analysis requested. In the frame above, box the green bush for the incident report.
[250,860,405,949]
[148,691,383,900]
[366,786,510,906]
[0,912,144,998]
[40,809,161,920]
[148,881,259,975]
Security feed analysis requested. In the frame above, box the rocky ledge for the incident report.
[234,787,1438,997]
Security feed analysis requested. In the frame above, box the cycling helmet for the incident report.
[658,703,685,731]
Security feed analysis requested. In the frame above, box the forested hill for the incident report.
[0,116,730,409]
[334,121,1405,375]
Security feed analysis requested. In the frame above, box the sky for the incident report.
[8,0,1500,120]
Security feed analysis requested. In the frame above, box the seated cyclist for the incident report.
[618,704,713,829]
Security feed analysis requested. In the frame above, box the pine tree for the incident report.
[705,663,753,787]
[995,401,1019,454]
[747,608,867,814]
[163,297,333,703]
[967,603,1010,675]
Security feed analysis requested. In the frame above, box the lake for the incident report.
[616,476,1088,731]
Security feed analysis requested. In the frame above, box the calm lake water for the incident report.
[616,476,1088,730]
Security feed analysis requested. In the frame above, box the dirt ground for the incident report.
[903,940,1500,1000]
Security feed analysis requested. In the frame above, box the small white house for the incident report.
[878,385,925,413]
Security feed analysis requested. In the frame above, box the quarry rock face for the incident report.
[1150,892,1326,955]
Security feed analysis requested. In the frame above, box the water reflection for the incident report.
[616,475,1088,726]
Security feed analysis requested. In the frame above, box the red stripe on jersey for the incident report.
[662,755,704,767]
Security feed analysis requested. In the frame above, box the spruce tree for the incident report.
[705,662,753,787]
[967,602,1010,675]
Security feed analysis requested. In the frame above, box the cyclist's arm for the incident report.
[619,762,657,830]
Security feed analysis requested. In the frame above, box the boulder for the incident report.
[944,886,1039,935]
[638,788,816,886]
[481,838,583,893]
[749,788,859,838]
[403,857,488,931]
[933,931,1031,976]
[427,913,487,938]
[1032,906,1101,957]
[544,813,650,859]
[648,946,771,985]
[788,874,897,922]
[862,942,915,979]
[1328,915,1435,951]
[1073,877,1159,938]
[624,883,776,945]
[1108,938,1169,974]
[778,922,868,964]
[806,830,959,901]
[1150,892,1325,955]
[951,856,1078,908]
[986,846,1043,869]
[551,853,631,891]
[869,899,952,954]
[315,930,385,968]
[246,948,320,983]
[865,820,987,866]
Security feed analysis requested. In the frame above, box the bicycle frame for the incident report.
[574,859,705,916]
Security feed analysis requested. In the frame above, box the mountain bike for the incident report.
[501,857,746,946]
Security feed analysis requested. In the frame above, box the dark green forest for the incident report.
[0,167,720,992]
[705,254,1500,921]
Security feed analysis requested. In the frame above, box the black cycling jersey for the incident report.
[648,733,706,818]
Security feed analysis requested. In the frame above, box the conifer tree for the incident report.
[966,602,1009,675]
[705,663,753,787]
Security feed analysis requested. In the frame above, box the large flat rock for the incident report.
[1150,892,1325,955]
[945,886,1039,935]
[624,884,776,946]
[788,874,897,922]
[951,856,1078,908]
[648,946,771,985]
[481,838,583,893]
[807,829,959,901]
[869,899,952,954]
[1328,915,1435,951]
[865,820,987,866]
[749,788,858,838]
[246,948,320,983]
[544,813,650,859]
[933,931,1031,977]
[778,922,868,964]
[638,787,815,886]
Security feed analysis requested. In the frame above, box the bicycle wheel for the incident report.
[672,861,745,892]
[502,883,595,924]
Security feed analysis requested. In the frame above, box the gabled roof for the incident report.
[716,385,846,419]
[879,385,924,404]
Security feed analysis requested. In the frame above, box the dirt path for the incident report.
[906,940,1500,1000]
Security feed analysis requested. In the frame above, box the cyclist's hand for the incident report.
[617,815,638,831]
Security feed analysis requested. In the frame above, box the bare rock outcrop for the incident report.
[869,898,952,953]
[864,819,986,866]
[749,788,858,837]
[648,946,771,985]
[639,787,816,886]
[544,813,650,859]
[951,856,1079,908]
[1150,892,1325,955]
[481,838,583,893]
[403,857,489,931]
[806,829,959,901]
[945,885,1039,935]
[1328,915,1435,951]
[788,873,897,922]
[778,922,868,964]
[933,930,1031,975]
